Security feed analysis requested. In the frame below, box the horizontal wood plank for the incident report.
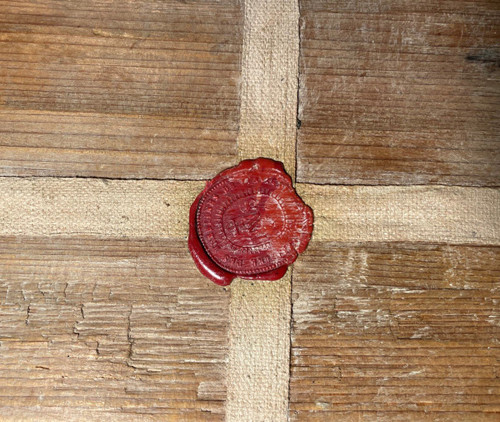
[290,242,500,420]
[297,0,500,186]
[0,0,242,179]
[0,236,229,420]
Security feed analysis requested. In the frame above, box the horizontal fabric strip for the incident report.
[0,178,203,239]
[2,179,497,246]
[298,184,500,245]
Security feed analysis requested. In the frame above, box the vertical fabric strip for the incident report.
[236,0,299,179]
[227,0,299,420]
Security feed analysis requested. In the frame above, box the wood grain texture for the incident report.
[290,242,500,421]
[297,0,500,186]
[0,237,229,421]
[0,0,242,179]
[2,1,499,420]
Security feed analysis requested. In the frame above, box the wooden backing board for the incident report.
[290,242,500,420]
[0,0,242,179]
[297,0,500,186]
[0,236,229,421]
[0,0,499,420]
[1,177,498,420]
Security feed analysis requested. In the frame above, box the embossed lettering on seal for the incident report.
[188,158,313,286]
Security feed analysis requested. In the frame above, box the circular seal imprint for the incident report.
[188,158,313,286]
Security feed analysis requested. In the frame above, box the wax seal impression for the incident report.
[188,158,313,286]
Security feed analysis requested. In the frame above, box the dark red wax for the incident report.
[188,158,313,286]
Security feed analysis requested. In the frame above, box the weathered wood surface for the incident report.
[290,242,500,420]
[1,0,499,420]
[0,0,242,179]
[297,0,500,186]
[0,237,229,421]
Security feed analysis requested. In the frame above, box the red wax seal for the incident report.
[188,158,313,286]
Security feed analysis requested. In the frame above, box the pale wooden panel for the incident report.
[0,0,242,178]
[297,0,500,186]
[0,237,229,420]
[290,242,500,420]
